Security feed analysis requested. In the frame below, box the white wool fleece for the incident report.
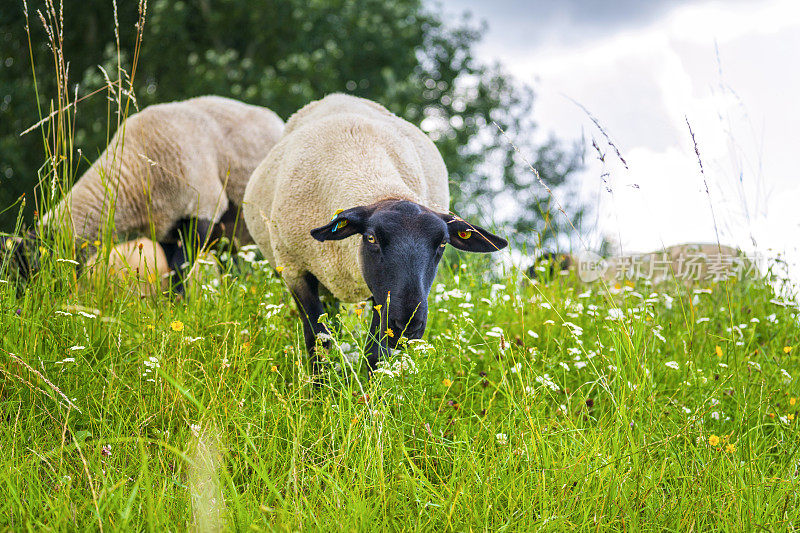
[44,96,284,243]
[86,238,170,296]
[243,93,450,302]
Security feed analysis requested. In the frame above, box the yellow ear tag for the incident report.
[458,230,472,240]
[331,210,347,233]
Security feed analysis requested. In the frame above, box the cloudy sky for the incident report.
[438,0,800,285]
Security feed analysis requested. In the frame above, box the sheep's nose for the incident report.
[388,316,425,339]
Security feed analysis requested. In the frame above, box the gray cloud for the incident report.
[438,0,730,49]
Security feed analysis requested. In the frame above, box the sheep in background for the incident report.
[244,94,507,370]
[85,238,221,297]
[530,243,757,286]
[86,238,170,297]
[6,96,283,293]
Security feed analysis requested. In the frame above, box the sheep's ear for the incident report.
[439,214,508,253]
[310,206,372,242]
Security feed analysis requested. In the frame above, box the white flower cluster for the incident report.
[261,303,285,320]
[534,373,560,391]
[142,356,160,382]
[373,354,419,379]
[433,283,470,304]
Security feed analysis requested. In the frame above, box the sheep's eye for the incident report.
[366,234,376,244]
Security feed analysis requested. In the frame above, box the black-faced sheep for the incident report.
[243,94,507,369]
[4,96,283,293]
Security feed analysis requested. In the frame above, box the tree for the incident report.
[0,0,583,250]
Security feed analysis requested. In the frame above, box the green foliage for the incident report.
[0,0,583,248]
[0,249,798,529]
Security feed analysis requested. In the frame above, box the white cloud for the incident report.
[450,0,800,285]
[668,0,800,43]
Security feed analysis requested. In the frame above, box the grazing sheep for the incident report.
[243,93,507,369]
[530,243,757,286]
[85,238,221,297]
[86,238,170,296]
[13,96,283,292]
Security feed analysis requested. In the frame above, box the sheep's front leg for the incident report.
[365,303,390,371]
[289,272,331,370]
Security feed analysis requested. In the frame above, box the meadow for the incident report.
[1,243,798,530]
[2,3,798,528]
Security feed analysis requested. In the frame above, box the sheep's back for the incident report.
[184,96,284,206]
[49,97,283,243]
[284,94,449,211]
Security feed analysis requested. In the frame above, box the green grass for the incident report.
[1,248,798,531]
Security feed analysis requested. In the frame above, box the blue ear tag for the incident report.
[330,209,345,233]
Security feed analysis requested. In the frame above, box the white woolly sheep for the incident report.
[37,95,283,292]
[86,238,170,296]
[243,93,507,369]
[86,238,221,297]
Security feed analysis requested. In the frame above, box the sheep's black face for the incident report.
[311,199,508,347]
[358,202,447,343]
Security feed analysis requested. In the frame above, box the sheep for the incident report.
[243,93,507,369]
[529,243,757,286]
[84,238,221,297]
[9,96,284,293]
[86,238,170,296]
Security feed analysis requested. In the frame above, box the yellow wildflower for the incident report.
[708,435,720,446]
[93,240,101,247]
[385,328,394,338]
[442,378,453,387]
[80,241,88,250]
[789,414,795,421]
[270,365,277,372]
[725,443,736,453]
[276,266,284,274]
[784,346,793,354]
[145,324,155,330]
[170,320,184,332]
[374,304,382,311]
[715,345,723,358]
[354,308,363,317]
[790,397,797,406]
